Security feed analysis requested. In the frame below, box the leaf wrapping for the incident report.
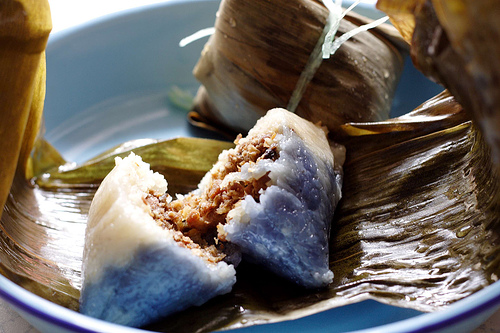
[5,93,500,332]
[376,0,500,175]
[191,0,407,137]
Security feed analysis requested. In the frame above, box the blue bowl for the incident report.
[1,1,499,332]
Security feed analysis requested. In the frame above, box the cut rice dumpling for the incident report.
[80,153,236,327]
[80,108,342,326]
[204,108,343,288]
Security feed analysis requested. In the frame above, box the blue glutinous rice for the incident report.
[204,108,343,288]
[79,153,236,327]
[80,108,343,327]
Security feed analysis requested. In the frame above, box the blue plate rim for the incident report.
[2,270,500,333]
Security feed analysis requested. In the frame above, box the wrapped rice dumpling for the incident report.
[80,108,342,326]
[191,0,407,136]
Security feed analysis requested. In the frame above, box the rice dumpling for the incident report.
[80,153,237,327]
[190,0,407,136]
[80,108,343,326]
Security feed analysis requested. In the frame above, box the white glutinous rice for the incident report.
[80,153,236,327]
[80,108,343,327]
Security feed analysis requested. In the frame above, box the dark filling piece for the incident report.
[144,133,279,263]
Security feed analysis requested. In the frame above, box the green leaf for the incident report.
[36,137,234,194]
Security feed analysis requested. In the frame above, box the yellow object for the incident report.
[0,0,52,219]
[376,0,421,42]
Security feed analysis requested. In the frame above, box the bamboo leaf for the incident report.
[377,0,500,180]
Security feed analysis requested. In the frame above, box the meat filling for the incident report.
[144,133,280,263]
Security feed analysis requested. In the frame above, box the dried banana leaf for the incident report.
[142,93,500,332]
[0,0,52,219]
[339,89,468,160]
[3,90,500,331]
[376,0,500,175]
[191,0,407,137]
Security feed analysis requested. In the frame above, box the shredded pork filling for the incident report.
[144,133,280,263]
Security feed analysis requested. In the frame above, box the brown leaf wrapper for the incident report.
[4,92,500,332]
[191,0,408,138]
[376,0,500,175]
[144,92,500,332]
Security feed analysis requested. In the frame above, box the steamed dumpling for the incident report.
[204,108,342,288]
[80,108,342,327]
[80,153,236,327]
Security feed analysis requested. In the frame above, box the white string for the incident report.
[288,0,390,112]
[320,0,344,62]
[323,15,389,59]
[179,27,216,47]
[286,0,341,112]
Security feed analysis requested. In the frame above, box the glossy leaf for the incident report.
[151,95,498,331]
[376,0,500,179]
[2,93,500,332]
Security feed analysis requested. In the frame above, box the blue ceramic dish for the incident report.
[1,0,499,332]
